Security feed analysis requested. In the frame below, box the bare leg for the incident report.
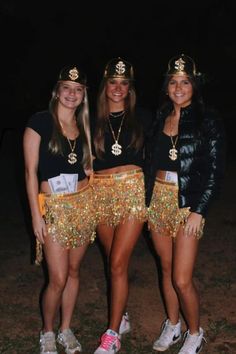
[60,244,89,330]
[98,220,143,333]
[42,237,69,332]
[173,226,200,333]
[151,232,180,324]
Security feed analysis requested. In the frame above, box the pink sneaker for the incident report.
[94,329,121,354]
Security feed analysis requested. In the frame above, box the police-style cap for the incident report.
[103,57,134,80]
[167,54,197,77]
[58,65,87,85]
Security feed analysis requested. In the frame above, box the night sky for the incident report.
[1,0,235,152]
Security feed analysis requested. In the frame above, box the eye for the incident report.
[61,84,69,90]
[108,79,116,84]
[76,87,84,93]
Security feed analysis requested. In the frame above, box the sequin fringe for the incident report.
[148,178,205,239]
[35,184,97,265]
[92,169,147,227]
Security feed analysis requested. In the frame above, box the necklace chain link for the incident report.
[108,113,126,156]
[169,116,178,161]
[59,119,78,164]
[109,110,126,118]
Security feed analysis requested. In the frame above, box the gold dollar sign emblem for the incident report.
[68,152,77,164]
[111,142,122,156]
[169,148,178,161]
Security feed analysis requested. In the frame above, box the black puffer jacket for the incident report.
[145,103,226,217]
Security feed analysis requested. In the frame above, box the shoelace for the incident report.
[100,334,118,350]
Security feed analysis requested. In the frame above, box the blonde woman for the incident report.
[23,65,96,354]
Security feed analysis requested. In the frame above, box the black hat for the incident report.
[103,57,134,80]
[58,65,87,85]
[167,54,197,77]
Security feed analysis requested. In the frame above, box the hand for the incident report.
[32,216,47,244]
[184,212,203,237]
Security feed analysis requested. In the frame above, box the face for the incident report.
[57,81,85,109]
[105,78,130,105]
[167,74,193,108]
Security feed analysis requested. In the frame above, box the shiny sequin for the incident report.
[148,178,205,239]
[35,185,97,265]
[92,169,147,227]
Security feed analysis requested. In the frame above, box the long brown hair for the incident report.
[94,78,143,159]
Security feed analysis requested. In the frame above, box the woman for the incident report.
[146,54,225,353]
[23,65,96,354]
[91,57,153,353]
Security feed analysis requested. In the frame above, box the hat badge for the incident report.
[69,67,79,81]
[174,57,185,72]
[115,61,126,75]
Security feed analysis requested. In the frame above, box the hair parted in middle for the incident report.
[94,57,143,159]
[48,64,92,170]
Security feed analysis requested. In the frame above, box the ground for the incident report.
[0,130,235,354]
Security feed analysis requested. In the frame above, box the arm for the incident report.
[192,113,226,216]
[23,127,47,243]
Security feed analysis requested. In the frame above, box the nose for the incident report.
[175,82,182,90]
[114,83,122,91]
[69,88,76,95]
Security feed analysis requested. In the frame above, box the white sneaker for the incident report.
[119,312,131,336]
[57,328,82,353]
[153,319,181,351]
[94,329,121,354]
[178,327,206,354]
[39,331,58,354]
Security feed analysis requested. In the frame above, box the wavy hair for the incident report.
[48,82,92,170]
[94,78,143,159]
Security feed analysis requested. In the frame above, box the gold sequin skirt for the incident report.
[92,169,147,227]
[35,184,97,264]
[148,178,205,238]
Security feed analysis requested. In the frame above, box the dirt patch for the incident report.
[0,131,235,353]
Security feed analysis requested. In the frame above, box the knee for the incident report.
[68,265,79,279]
[110,257,127,278]
[173,276,192,294]
[49,275,67,293]
[160,259,172,277]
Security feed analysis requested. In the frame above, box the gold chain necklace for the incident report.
[169,117,178,161]
[107,113,126,156]
[59,120,78,164]
[109,110,126,118]
[67,137,77,164]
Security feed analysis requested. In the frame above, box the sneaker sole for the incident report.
[153,336,181,351]
[57,340,82,354]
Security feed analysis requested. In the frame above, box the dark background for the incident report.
[0,0,235,157]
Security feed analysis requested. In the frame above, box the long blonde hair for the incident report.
[48,82,92,170]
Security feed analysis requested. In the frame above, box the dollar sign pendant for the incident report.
[111,141,122,156]
[169,148,178,161]
[68,152,77,164]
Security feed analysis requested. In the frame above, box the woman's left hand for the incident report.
[184,212,203,236]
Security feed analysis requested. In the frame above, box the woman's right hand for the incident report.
[32,215,47,244]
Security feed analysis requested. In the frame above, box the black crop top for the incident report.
[92,108,153,171]
[26,111,86,182]
[155,131,179,172]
